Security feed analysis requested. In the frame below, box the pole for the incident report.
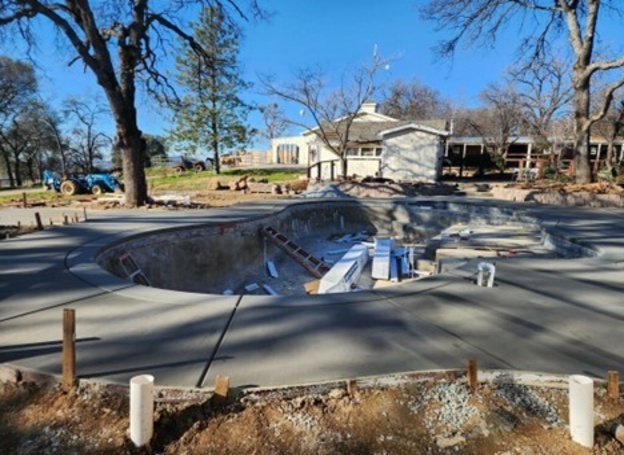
[62,309,76,391]
[130,375,154,447]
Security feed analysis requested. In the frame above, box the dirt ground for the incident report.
[4,179,624,454]
[2,372,624,455]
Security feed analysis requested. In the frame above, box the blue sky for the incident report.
[3,1,526,151]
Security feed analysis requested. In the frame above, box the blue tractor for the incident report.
[43,170,124,196]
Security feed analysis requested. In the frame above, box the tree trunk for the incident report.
[12,151,21,186]
[572,77,592,183]
[105,51,148,206]
[605,139,616,173]
[1,150,14,187]
[116,126,147,207]
[340,153,348,180]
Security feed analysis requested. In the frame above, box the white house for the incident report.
[271,102,449,182]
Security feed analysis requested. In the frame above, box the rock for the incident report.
[328,388,346,400]
[435,435,466,448]
[0,365,21,383]
[247,182,277,194]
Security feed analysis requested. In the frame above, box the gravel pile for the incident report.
[494,384,565,428]
[414,381,485,437]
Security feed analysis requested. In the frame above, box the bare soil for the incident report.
[511,180,624,194]
[2,373,624,455]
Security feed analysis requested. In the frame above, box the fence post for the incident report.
[468,358,478,391]
[608,371,620,400]
[34,212,43,231]
[62,309,76,391]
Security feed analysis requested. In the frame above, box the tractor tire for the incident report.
[91,184,104,195]
[193,162,206,172]
[173,166,185,174]
[60,180,79,196]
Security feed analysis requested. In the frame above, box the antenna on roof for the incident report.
[373,43,378,58]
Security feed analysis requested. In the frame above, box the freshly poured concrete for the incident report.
[2,200,624,389]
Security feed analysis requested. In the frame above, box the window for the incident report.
[346,148,359,156]
[361,147,375,157]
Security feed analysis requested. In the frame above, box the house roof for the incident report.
[379,121,450,138]
[305,119,449,143]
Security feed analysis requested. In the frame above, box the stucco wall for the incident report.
[381,129,443,182]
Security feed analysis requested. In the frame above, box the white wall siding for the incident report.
[381,129,443,182]
[346,158,380,178]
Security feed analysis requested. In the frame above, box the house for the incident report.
[271,102,450,182]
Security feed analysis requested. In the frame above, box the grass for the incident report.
[0,167,306,202]
[0,189,59,205]
[146,167,305,193]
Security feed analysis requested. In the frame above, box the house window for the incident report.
[346,148,359,156]
[375,147,383,156]
[361,147,375,157]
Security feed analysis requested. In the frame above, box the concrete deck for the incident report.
[2,198,624,389]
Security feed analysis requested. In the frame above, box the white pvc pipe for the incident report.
[569,375,594,448]
[477,262,496,287]
[130,374,154,447]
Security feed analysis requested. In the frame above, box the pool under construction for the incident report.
[96,200,592,296]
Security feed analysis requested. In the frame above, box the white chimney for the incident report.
[360,102,377,114]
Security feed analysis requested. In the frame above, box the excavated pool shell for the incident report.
[96,199,595,294]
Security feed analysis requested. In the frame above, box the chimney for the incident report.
[360,101,377,114]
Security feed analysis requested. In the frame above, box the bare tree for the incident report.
[468,83,526,170]
[64,97,111,173]
[36,101,70,175]
[380,79,451,120]
[594,99,624,173]
[421,0,624,183]
[258,103,288,141]
[0,1,260,205]
[509,57,573,154]
[260,54,389,178]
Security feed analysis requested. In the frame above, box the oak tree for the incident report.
[422,0,624,183]
[0,1,259,205]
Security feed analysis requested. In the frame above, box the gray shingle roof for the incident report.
[305,119,448,143]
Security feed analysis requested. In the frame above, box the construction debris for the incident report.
[318,244,369,294]
[262,226,331,278]
[266,261,278,278]
[372,238,394,280]
[262,284,278,295]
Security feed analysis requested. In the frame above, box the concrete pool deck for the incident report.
[2,198,624,389]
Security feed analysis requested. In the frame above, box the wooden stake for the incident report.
[49,218,53,226]
[34,212,43,231]
[22,192,27,208]
[608,371,620,400]
[468,358,478,391]
[213,375,229,402]
[62,309,76,391]
[346,379,357,396]
[83,207,87,221]
[63,214,69,225]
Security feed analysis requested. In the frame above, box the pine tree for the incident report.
[170,6,252,174]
